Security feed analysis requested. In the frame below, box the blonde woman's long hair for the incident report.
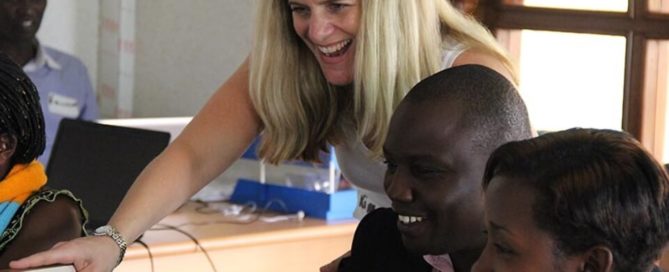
[250,0,516,164]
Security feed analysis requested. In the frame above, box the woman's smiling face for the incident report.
[472,176,585,272]
[288,0,360,86]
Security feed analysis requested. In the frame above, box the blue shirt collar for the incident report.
[23,42,62,72]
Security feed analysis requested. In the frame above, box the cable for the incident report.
[257,199,305,223]
[188,201,263,225]
[192,199,305,224]
[262,198,289,212]
[259,210,305,223]
[194,201,257,217]
[138,201,304,271]
[135,239,154,272]
[151,223,218,272]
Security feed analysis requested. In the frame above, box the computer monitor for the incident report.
[46,119,170,231]
[97,117,191,142]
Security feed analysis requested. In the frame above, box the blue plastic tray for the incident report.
[229,179,356,221]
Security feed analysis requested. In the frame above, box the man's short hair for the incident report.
[403,64,532,154]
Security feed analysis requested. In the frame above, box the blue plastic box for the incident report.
[229,179,356,221]
[230,137,355,220]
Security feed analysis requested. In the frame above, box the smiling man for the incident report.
[0,0,98,165]
[338,65,532,272]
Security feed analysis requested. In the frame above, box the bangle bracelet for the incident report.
[93,225,128,265]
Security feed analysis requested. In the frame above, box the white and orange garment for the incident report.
[0,161,46,234]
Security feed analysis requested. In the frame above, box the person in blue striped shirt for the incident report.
[0,0,99,165]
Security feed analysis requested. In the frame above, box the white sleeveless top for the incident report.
[335,39,468,218]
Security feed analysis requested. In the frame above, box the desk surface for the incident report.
[117,202,358,271]
[119,202,669,271]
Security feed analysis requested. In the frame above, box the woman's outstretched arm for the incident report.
[11,57,262,272]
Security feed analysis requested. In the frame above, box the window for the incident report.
[513,30,626,132]
[518,0,627,12]
[463,0,669,160]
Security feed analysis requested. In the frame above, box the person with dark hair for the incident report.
[473,128,669,272]
[0,0,99,165]
[0,52,87,268]
[339,64,532,271]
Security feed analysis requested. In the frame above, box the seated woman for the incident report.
[473,128,669,272]
[0,52,87,268]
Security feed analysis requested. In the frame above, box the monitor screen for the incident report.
[46,119,170,231]
[97,117,191,142]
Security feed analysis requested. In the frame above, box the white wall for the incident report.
[38,0,99,88]
[38,1,254,118]
[133,0,254,117]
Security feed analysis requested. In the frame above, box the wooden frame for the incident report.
[473,0,669,157]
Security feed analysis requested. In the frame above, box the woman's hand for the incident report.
[10,236,121,272]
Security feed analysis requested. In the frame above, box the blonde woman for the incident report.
[12,1,516,271]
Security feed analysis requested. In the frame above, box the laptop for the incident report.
[46,119,170,232]
[97,117,192,142]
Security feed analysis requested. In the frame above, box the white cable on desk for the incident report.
[260,210,305,223]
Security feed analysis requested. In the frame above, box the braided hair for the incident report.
[0,52,45,165]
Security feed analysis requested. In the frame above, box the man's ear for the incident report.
[0,134,17,165]
[580,246,614,272]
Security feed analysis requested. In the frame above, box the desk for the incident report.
[115,202,358,272]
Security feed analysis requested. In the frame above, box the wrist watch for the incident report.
[94,225,128,265]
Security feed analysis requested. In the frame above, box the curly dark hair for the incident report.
[483,128,669,272]
[0,52,46,165]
